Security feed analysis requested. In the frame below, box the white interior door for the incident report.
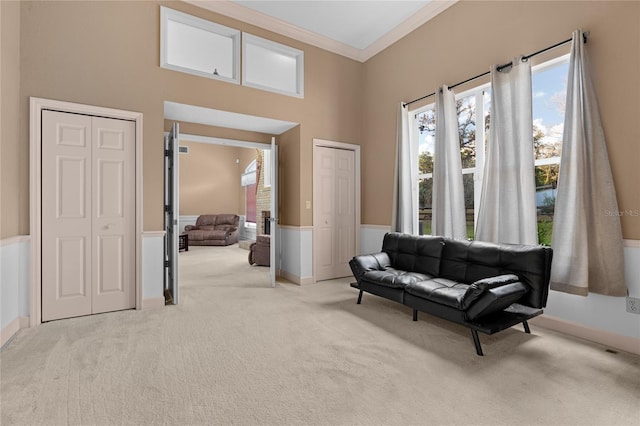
[42,110,135,321]
[269,137,278,288]
[164,123,179,304]
[314,146,356,281]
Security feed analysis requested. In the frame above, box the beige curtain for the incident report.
[391,103,418,234]
[550,30,627,296]
[432,86,467,239]
[476,57,538,245]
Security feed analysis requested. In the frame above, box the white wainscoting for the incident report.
[539,240,640,348]
[278,226,313,285]
[360,224,390,255]
[179,215,199,234]
[1,236,31,348]
[142,231,166,308]
[1,232,166,349]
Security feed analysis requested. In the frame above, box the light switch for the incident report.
[305,201,311,209]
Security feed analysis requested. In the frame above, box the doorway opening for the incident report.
[163,101,298,303]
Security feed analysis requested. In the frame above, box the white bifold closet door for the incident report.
[42,110,135,321]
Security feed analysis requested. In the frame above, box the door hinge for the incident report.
[164,149,171,157]
[164,260,170,268]
[164,205,171,213]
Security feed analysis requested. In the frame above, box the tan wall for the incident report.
[166,120,267,217]
[238,147,257,215]
[277,126,301,226]
[8,1,637,238]
[178,141,243,216]
[361,0,640,239]
[11,0,362,235]
[1,1,24,238]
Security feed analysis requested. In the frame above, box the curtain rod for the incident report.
[403,31,589,108]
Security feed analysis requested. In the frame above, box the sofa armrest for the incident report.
[184,225,197,232]
[349,252,392,281]
[465,281,529,321]
[460,274,520,309]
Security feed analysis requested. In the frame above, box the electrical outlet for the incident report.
[627,297,640,314]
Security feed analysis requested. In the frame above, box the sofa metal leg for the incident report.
[413,309,418,321]
[357,290,363,305]
[471,329,484,356]
[523,320,531,334]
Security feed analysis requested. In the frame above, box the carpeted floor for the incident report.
[1,245,639,425]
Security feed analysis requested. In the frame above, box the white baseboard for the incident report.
[141,297,165,310]
[279,269,313,286]
[531,314,640,356]
[1,316,29,348]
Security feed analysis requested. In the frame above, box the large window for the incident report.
[411,55,569,244]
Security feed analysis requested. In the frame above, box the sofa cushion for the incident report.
[187,230,228,241]
[404,278,469,309]
[439,239,552,309]
[215,214,239,226]
[199,225,215,231]
[382,233,444,277]
[215,224,236,232]
[195,215,217,227]
[362,269,432,289]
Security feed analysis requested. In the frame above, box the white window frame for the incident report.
[263,149,271,188]
[242,33,304,98]
[410,84,488,234]
[160,6,240,84]
[408,53,569,237]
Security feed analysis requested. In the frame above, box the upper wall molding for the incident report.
[183,0,458,62]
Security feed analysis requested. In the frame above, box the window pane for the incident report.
[167,20,234,78]
[536,164,559,245]
[483,89,491,149]
[417,109,435,174]
[457,95,476,168]
[532,61,569,159]
[418,177,432,235]
[243,33,304,98]
[463,173,474,239]
[161,7,240,83]
[532,59,568,245]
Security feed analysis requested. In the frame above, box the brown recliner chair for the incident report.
[184,214,239,246]
[248,235,270,266]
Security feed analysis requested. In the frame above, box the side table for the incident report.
[179,233,189,252]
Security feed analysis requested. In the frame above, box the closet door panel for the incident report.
[42,111,93,321]
[91,117,136,314]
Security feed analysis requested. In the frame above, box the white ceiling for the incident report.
[185,0,458,61]
[234,1,429,50]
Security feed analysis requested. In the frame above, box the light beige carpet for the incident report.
[1,245,639,425]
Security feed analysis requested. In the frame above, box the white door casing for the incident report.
[269,137,278,288]
[313,140,360,282]
[164,123,179,304]
[29,97,143,327]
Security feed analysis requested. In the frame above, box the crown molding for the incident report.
[183,0,458,63]
[361,0,458,61]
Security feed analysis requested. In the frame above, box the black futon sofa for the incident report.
[349,232,553,355]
